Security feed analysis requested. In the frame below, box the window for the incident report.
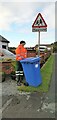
[2,45,6,49]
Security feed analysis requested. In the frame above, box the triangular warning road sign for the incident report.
[32,13,47,32]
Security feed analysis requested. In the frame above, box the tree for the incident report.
[53,41,57,52]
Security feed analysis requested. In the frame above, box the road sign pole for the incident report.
[38,31,40,56]
[32,13,47,56]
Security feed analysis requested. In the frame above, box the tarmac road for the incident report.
[1,53,56,119]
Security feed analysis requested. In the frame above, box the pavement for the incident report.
[0,53,57,119]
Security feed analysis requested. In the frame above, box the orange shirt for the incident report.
[15,44,27,60]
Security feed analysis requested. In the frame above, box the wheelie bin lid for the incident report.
[20,57,40,63]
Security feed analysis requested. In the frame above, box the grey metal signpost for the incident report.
[32,13,47,56]
[38,31,40,56]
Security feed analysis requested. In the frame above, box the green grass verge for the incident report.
[17,55,54,92]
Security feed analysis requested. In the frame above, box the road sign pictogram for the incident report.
[32,13,47,32]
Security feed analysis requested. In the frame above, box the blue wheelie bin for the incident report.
[20,57,42,87]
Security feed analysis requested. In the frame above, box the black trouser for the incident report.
[16,61,24,83]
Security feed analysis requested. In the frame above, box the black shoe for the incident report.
[24,82,29,86]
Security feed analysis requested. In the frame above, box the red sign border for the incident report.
[32,13,47,28]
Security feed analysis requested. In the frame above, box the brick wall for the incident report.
[2,61,14,74]
[27,50,36,57]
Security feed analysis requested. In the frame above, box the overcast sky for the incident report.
[0,0,56,47]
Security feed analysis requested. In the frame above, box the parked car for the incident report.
[0,48,16,61]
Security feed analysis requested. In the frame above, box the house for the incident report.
[0,35,10,49]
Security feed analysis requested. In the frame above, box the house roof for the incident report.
[0,35,10,43]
